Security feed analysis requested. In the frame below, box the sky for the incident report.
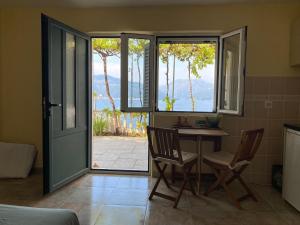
[92,50,216,85]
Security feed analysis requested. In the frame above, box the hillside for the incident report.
[93,74,214,100]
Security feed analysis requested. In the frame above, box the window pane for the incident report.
[220,34,240,111]
[66,32,76,129]
[157,40,217,112]
[127,38,151,108]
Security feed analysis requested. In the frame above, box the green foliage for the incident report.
[159,43,216,111]
[175,43,215,78]
[93,115,107,136]
[102,107,112,117]
[92,38,120,57]
[93,91,98,98]
[128,39,150,56]
[159,44,172,64]
[163,96,176,111]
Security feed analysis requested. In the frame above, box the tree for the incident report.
[93,39,121,134]
[159,44,179,111]
[92,91,98,112]
[128,39,150,107]
[160,44,171,98]
[175,43,215,111]
[171,53,176,110]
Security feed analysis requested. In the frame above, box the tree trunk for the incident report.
[188,60,195,111]
[130,54,134,107]
[103,56,119,134]
[165,54,169,97]
[171,54,176,110]
[136,56,143,107]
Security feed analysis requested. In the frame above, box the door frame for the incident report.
[90,35,150,175]
[41,14,92,193]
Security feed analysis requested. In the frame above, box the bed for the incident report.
[0,204,80,225]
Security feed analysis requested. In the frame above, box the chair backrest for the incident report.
[230,128,264,167]
[147,126,183,164]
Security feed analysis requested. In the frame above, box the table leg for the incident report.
[197,135,202,195]
[214,136,222,152]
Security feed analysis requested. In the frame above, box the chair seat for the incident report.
[203,150,250,169]
[155,151,198,166]
[177,151,198,164]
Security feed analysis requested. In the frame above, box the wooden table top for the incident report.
[178,128,229,137]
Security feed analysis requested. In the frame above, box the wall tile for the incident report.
[237,118,256,131]
[268,120,284,138]
[252,77,270,95]
[269,77,285,95]
[254,101,269,119]
[251,173,270,185]
[268,138,283,155]
[256,139,269,156]
[269,102,284,119]
[284,101,300,119]
[220,117,238,136]
[245,77,254,95]
[244,100,254,118]
[232,77,299,185]
[155,76,300,186]
[251,156,267,174]
[253,119,269,137]
[285,77,300,95]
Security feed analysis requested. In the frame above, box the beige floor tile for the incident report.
[116,176,151,190]
[81,174,120,188]
[94,205,146,225]
[104,189,149,206]
[64,187,114,204]
[77,203,104,225]
[145,202,194,225]
[2,174,300,225]
[238,211,288,225]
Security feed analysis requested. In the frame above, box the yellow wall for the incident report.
[0,3,299,167]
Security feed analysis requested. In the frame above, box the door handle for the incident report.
[49,103,62,107]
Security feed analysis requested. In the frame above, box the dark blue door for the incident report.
[42,15,91,193]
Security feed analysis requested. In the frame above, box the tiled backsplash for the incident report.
[221,76,300,185]
[154,76,300,185]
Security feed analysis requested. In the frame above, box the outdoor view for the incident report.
[157,40,217,112]
[91,37,217,171]
[92,38,149,171]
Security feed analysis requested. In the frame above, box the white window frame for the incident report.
[120,28,247,116]
[120,33,155,112]
[155,36,219,113]
[217,27,247,116]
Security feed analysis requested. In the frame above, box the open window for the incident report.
[217,27,247,115]
[121,33,155,112]
[120,28,247,116]
[155,37,218,113]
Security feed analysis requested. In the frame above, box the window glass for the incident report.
[220,34,240,111]
[127,38,151,108]
[66,32,76,129]
[157,39,217,112]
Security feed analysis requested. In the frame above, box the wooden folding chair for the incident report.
[147,126,198,208]
[203,128,264,209]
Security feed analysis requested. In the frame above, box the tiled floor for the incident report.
[92,136,148,171]
[1,173,300,225]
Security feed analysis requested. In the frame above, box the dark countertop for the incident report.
[284,124,300,132]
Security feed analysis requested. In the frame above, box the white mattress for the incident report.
[0,142,37,178]
[0,204,80,225]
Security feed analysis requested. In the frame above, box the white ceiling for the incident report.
[0,0,299,8]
